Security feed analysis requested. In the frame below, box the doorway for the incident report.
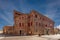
[20,30,24,36]
[20,30,22,36]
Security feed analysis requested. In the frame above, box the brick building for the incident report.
[3,10,54,35]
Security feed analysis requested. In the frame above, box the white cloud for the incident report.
[56,25,60,29]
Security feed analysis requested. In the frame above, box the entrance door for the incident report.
[20,30,24,36]
[46,29,49,35]
[20,30,22,36]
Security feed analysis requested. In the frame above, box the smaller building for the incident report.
[3,26,13,35]
[54,28,60,34]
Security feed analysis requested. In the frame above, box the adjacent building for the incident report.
[54,28,60,34]
[3,10,54,35]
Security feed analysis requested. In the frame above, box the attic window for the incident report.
[16,13,20,15]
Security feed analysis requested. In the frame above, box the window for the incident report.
[16,13,17,14]
[40,17,41,19]
[36,22,37,26]
[28,16,30,18]
[36,29,37,32]
[50,24,52,26]
[22,23,24,26]
[19,17,21,19]
[16,13,20,15]
[19,23,21,27]
[35,15,37,18]
[45,25,47,27]
[22,17,23,18]
[31,22,32,26]
[28,23,30,26]
[43,18,44,20]
[39,23,40,26]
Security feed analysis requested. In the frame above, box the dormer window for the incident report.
[16,13,20,15]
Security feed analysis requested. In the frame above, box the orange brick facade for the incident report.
[3,10,54,35]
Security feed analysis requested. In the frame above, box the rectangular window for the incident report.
[19,23,21,27]
[39,23,40,26]
[28,16,30,18]
[43,18,44,20]
[28,23,30,26]
[35,15,37,18]
[40,17,41,19]
[45,25,47,27]
[31,22,32,26]
[22,23,24,26]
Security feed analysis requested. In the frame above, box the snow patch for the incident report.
[0,37,4,39]
[41,34,60,39]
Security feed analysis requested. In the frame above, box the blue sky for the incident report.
[0,0,60,30]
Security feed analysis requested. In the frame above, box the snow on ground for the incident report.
[0,34,60,40]
[0,31,5,39]
[0,34,5,39]
[0,37,4,39]
[0,30,3,33]
[41,34,60,40]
